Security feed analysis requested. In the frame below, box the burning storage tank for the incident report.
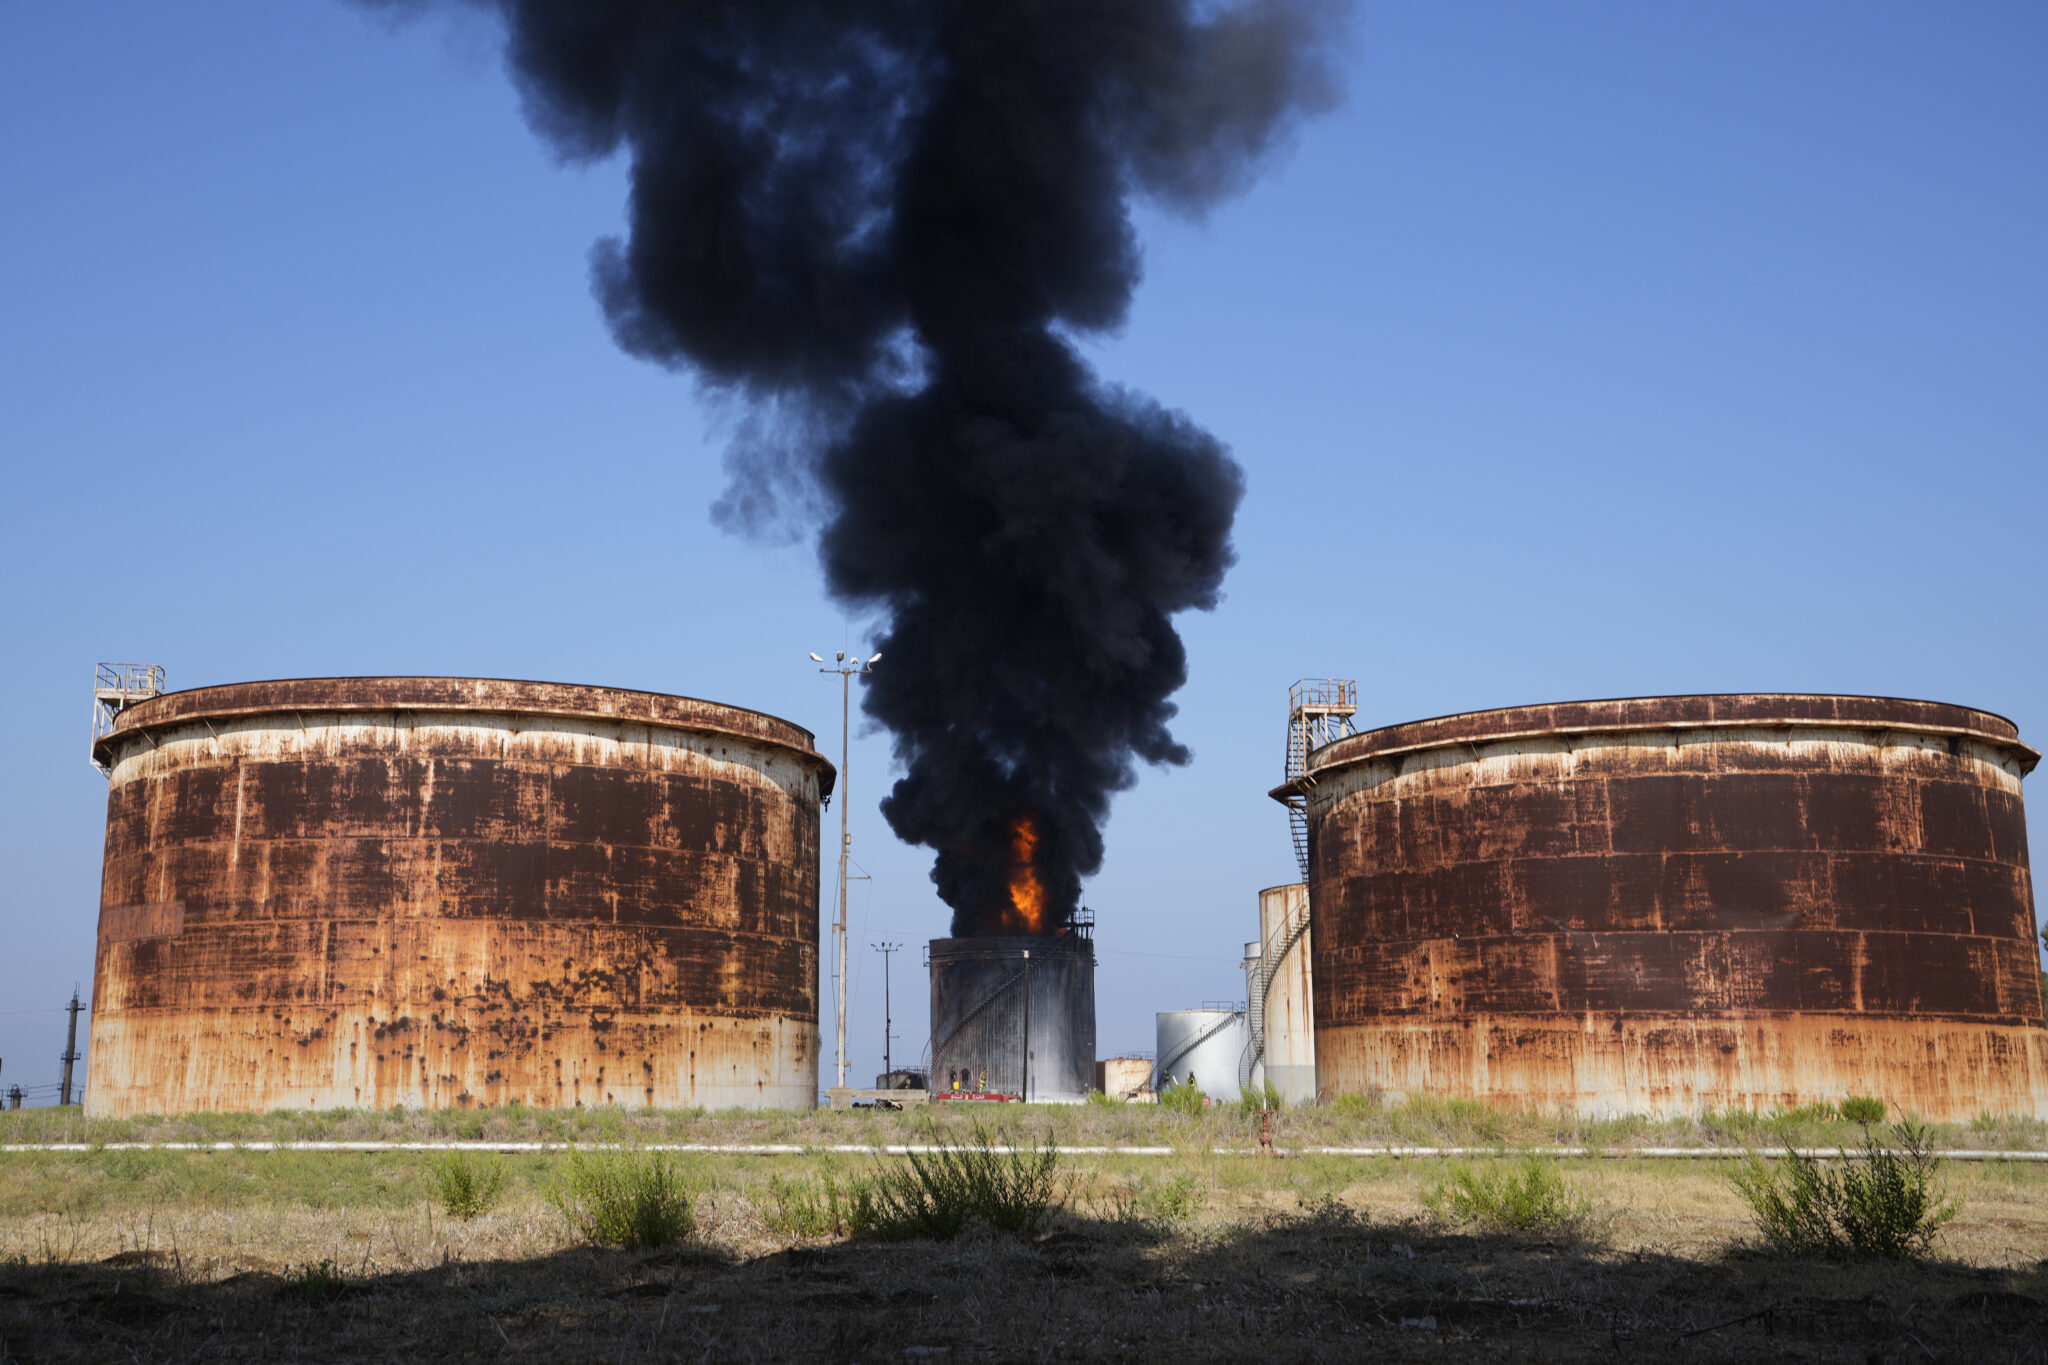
[927,931,1096,1101]
[86,677,833,1117]
[1279,694,2048,1121]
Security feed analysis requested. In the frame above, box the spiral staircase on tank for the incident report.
[1243,679,1356,1094]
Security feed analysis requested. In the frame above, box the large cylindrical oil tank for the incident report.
[928,934,1095,1102]
[1281,694,2048,1120]
[1155,1008,1248,1098]
[86,677,833,1117]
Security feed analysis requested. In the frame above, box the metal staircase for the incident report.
[1281,679,1357,879]
[90,663,164,774]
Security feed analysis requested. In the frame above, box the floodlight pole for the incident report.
[873,941,902,1075]
[815,649,878,1091]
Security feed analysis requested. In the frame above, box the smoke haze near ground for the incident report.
[383,0,1347,934]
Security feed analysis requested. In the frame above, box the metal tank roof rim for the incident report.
[1270,692,2038,803]
[95,676,833,782]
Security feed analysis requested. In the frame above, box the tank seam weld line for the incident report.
[4,1142,2043,1161]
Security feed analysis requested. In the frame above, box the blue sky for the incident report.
[2,2,2043,1101]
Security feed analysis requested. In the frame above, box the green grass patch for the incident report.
[764,1171,855,1238]
[549,1150,696,1250]
[1424,1155,1591,1234]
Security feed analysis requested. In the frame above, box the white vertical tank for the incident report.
[1155,1007,1248,1099]
[1256,883,1317,1105]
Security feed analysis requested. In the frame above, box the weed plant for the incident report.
[1395,1095,1511,1145]
[1838,1096,1886,1125]
[765,1171,854,1238]
[1236,1080,1285,1116]
[549,1150,695,1250]
[427,1150,506,1220]
[1098,1169,1207,1227]
[1158,1081,1206,1117]
[1425,1155,1590,1234]
[848,1125,1062,1241]
[283,1259,346,1303]
[1728,1121,1959,1259]
[1326,1090,1383,1121]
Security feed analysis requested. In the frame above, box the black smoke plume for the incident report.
[388,0,1344,935]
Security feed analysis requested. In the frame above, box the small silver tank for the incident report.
[1155,1007,1248,1099]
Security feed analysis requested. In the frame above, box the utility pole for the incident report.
[872,942,902,1076]
[1020,949,1032,1103]
[58,988,82,1106]
[811,648,879,1092]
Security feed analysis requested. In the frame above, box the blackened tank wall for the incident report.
[86,678,832,1116]
[1291,694,2048,1120]
[928,935,1095,1101]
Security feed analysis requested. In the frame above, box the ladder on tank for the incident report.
[90,662,164,775]
[1244,679,1356,1094]
[1280,679,1357,880]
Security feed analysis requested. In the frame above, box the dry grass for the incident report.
[3,1137,2045,1361]
[5,1094,2043,1155]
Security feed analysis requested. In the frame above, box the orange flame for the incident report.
[1004,815,1047,934]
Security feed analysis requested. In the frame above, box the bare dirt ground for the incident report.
[2,1146,2044,1362]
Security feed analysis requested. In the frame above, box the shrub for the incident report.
[1728,1121,1959,1259]
[1084,1089,1122,1109]
[848,1126,1062,1241]
[550,1150,695,1249]
[765,1172,853,1238]
[1424,1156,1590,1234]
[428,1150,507,1220]
[1838,1096,1886,1125]
[1237,1079,1285,1115]
[1159,1080,1206,1116]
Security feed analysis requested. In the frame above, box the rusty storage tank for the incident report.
[1095,1055,1155,1101]
[85,677,833,1117]
[1277,694,2048,1120]
[928,932,1095,1101]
